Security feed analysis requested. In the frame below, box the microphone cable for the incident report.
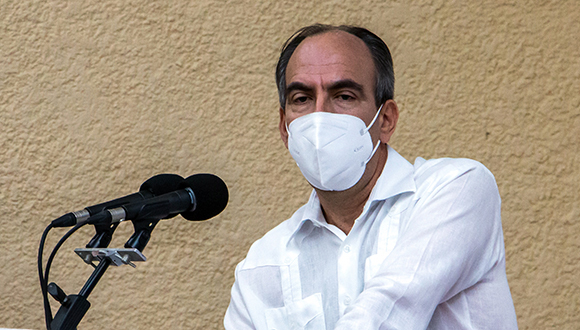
[38,222,54,330]
[38,220,90,330]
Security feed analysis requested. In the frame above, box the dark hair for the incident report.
[275,24,394,109]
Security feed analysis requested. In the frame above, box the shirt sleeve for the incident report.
[224,261,256,330]
[335,161,505,329]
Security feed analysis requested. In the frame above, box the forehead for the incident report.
[286,31,375,87]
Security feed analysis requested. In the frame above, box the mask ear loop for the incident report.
[363,139,382,166]
[362,104,384,135]
[362,104,384,165]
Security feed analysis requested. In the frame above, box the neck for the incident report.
[316,145,388,234]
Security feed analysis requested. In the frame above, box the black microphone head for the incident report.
[140,173,185,195]
[180,174,228,221]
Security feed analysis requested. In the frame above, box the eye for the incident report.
[336,93,356,102]
[295,96,309,103]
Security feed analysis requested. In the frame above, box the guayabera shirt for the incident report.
[225,146,518,330]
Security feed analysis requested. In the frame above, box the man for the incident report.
[225,24,518,329]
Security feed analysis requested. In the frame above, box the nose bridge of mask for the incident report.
[287,104,383,136]
[288,113,350,148]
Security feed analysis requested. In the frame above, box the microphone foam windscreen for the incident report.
[180,174,229,221]
[140,174,185,195]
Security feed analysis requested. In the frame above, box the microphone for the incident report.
[51,174,185,227]
[88,173,228,224]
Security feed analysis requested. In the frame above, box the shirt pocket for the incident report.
[264,293,326,330]
[364,252,389,285]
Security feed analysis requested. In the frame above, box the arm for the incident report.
[224,262,256,330]
[336,162,505,329]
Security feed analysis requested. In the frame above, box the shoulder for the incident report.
[410,157,501,210]
[236,204,307,271]
[413,157,497,192]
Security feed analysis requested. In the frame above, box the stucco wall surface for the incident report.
[0,0,579,329]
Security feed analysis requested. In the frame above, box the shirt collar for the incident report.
[291,145,416,239]
[302,190,326,225]
[367,145,416,203]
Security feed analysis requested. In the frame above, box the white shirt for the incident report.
[225,146,518,330]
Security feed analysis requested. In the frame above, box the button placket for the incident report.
[337,239,357,315]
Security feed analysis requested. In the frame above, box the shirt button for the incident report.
[344,295,351,305]
[343,245,351,253]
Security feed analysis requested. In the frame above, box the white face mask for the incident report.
[287,105,382,191]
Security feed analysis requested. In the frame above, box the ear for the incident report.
[379,99,399,144]
[279,107,289,149]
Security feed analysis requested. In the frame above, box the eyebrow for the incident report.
[285,79,365,98]
[286,82,313,98]
[327,79,364,94]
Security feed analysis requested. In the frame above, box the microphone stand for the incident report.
[49,218,156,330]
[50,258,111,330]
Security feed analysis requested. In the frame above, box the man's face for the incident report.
[279,31,380,147]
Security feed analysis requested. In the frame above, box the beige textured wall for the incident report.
[1,0,579,329]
